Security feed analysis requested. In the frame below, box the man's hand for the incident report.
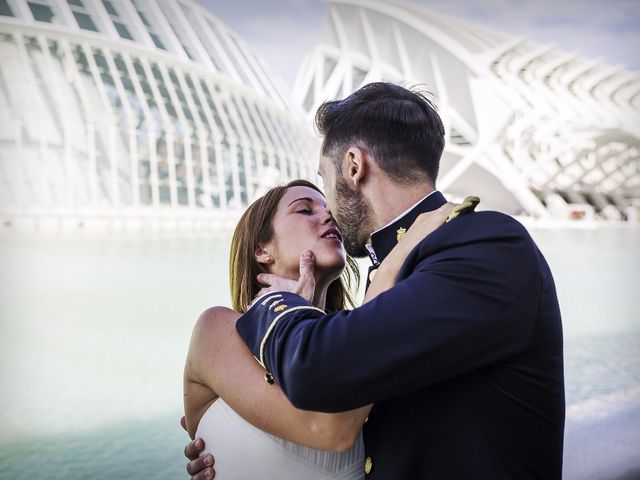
[181,416,215,479]
[253,250,316,306]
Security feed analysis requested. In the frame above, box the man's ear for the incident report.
[345,146,367,188]
[255,246,274,265]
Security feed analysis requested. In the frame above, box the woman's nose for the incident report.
[320,208,334,224]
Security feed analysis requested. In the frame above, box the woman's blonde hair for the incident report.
[230,179,359,312]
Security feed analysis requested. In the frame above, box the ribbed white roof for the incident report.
[293,0,640,220]
[0,0,296,111]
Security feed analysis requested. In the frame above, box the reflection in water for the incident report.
[0,227,638,478]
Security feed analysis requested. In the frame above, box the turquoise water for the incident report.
[0,227,639,479]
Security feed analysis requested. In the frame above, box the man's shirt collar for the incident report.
[366,190,446,265]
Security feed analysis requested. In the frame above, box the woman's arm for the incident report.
[364,202,456,303]
[184,306,370,452]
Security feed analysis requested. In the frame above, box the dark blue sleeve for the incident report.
[236,218,542,412]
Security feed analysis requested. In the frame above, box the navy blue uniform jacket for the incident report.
[237,191,565,479]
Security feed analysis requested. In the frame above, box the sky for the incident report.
[198,0,640,88]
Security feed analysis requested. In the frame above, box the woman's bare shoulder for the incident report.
[198,306,241,322]
[192,306,241,340]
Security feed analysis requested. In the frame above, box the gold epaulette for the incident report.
[446,196,480,223]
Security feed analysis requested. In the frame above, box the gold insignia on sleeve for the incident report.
[273,304,288,312]
[396,227,407,243]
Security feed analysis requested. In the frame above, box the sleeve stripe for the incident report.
[258,305,325,369]
[261,293,283,306]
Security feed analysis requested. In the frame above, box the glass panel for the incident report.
[28,2,55,23]
[93,131,112,206]
[218,95,241,139]
[323,57,337,83]
[67,0,83,6]
[303,80,314,112]
[168,69,194,124]
[137,132,153,205]
[248,147,257,197]
[248,49,286,104]
[229,95,251,138]
[102,0,117,16]
[151,64,178,130]
[138,10,150,26]
[114,21,133,40]
[206,20,252,85]
[274,153,282,176]
[116,127,132,206]
[206,141,220,207]
[237,145,247,205]
[132,58,156,110]
[222,141,235,205]
[0,0,14,16]
[174,137,188,205]
[191,136,204,207]
[184,74,207,124]
[199,80,224,133]
[352,66,367,90]
[23,36,62,145]
[74,11,99,32]
[241,98,267,144]
[150,33,165,50]
[156,136,171,205]
[178,3,226,73]
[253,105,278,148]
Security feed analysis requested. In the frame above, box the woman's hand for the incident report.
[364,202,457,303]
[399,202,458,251]
[181,417,215,479]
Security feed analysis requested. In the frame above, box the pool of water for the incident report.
[0,227,638,478]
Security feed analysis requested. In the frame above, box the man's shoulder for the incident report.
[401,209,537,272]
[424,209,531,249]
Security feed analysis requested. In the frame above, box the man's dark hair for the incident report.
[315,82,445,185]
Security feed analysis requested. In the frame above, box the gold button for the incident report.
[368,269,377,282]
[364,456,373,474]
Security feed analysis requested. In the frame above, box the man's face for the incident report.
[318,153,373,258]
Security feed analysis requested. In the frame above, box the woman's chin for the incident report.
[314,257,346,281]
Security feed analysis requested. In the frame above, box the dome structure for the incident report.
[0,0,316,232]
[294,0,640,221]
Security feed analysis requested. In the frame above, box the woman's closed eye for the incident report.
[296,207,313,214]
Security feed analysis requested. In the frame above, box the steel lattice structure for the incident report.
[0,0,316,232]
[294,0,640,220]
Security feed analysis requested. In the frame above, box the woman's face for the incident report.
[261,186,346,282]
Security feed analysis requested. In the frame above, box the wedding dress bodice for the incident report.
[195,398,364,479]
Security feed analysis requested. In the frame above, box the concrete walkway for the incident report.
[564,387,640,480]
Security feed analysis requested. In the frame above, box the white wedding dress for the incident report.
[196,398,365,479]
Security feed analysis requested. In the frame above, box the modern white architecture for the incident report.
[0,0,316,232]
[294,0,640,220]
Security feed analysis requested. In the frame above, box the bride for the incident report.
[182,179,453,479]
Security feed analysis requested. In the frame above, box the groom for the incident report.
[186,83,565,478]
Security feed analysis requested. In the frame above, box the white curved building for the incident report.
[294,0,640,220]
[0,0,316,232]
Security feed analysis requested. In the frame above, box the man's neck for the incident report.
[370,183,435,233]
